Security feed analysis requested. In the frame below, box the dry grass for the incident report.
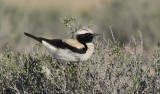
[0,1,160,93]
[0,17,160,93]
[0,34,160,93]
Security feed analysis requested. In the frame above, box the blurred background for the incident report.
[0,0,160,53]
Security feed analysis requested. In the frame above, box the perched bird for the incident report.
[24,27,100,62]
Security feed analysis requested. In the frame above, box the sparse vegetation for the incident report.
[0,36,160,93]
[0,1,160,93]
[0,17,160,93]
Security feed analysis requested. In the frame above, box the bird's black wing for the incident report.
[24,32,87,54]
[44,39,88,54]
[24,32,43,42]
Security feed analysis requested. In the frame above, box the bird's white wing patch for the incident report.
[42,40,57,52]
[42,40,78,61]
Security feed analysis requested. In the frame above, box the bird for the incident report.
[24,27,100,62]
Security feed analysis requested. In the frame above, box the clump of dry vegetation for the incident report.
[0,17,160,94]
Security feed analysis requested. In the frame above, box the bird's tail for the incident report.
[24,32,42,43]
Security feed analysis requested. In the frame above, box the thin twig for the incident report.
[139,30,143,56]
[132,35,137,55]
[110,26,116,44]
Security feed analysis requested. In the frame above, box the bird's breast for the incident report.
[75,43,94,61]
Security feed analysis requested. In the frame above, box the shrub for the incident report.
[0,17,159,94]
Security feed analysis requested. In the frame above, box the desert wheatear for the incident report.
[24,27,100,62]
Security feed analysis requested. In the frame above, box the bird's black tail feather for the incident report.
[24,32,42,43]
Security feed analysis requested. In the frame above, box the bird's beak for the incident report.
[94,33,101,36]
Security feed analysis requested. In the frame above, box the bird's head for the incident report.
[74,27,100,43]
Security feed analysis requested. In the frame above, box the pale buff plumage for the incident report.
[63,39,84,49]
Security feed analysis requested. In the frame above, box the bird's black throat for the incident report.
[76,33,94,44]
